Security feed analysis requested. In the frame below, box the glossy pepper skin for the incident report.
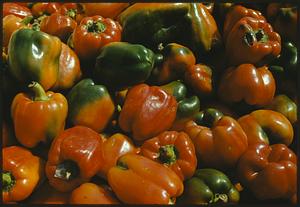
[3,3,32,18]
[237,143,297,201]
[218,64,276,106]
[108,154,183,204]
[8,28,62,90]
[40,12,77,43]
[67,79,115,133]
[238,109,294,146]
[184,108,248,169]
[2,146,44,203]
[223,5,266,42]
[81,3,130,19]
[99,133,139,179]
[70,183,119,204]
[119,84,178,142]
[225,17,281,66]
[265,95,297,124]
[178,169,240,204]
[11,82,67,148]
[46,126,104,192]
[30,3,61,17]
[73,15,122,62]
[141,131,197,180]
[94,42,157,90]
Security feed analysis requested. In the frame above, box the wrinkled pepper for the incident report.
[178,168,240,204]
[94,42,159,90]
[225,16,281,66]
[99,133,139,179]
[70,183,119,204]
[238,109,294,146]
[3,3,32,18]
[11,82,68,148]
[2,146,44,203]
[67,79,115,133]
[73,15,122,62]
[237,143,297,201]
[8,28,62,90]
[184,108,248,169]
[107,154,183,204]
[218,64,275,106]
[119,84,177,142]
[141,131,197,180]
[46,126,104,192]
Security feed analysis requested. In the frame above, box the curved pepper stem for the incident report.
[86,20,106,33]
[28,81,50,101]
[159,145,178,165]
[2,172,16,192]
[54,160,80,181]
[210,193,228,203]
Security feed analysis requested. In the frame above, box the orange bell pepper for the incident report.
[2,146,44,203]
[107,154,183,204]
[99,133,139,179]
[46,126,104,192]
[218,64,275,106]
[70,183,119,204]
[238,109,294,146]
[31,3,61,17]
[3,3,32,18]
[81,3,130,19]
[119,84,178,142]
[11,82,68,148]
[141,131,197,181]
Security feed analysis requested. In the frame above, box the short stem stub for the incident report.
[158,145,177,165]
[86,20,106,34]
[210,193,228,203]
[2,172,16,192]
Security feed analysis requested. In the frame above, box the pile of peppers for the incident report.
[1,2,298,205]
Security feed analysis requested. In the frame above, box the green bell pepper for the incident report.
[8,28,62,90]
[160,80,187,102]
[67,79,115,133]
[178,168,240,204]
[94,42,160,90]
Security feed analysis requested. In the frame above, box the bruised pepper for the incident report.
[46,126,104,192]
[2,146,44,203]
[67,79,115,133]
[108,154,183,204]
[11,82,67,148]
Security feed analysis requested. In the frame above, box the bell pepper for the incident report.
[3,3,32,18]
[141,131,197,180]
[59,3,85,24]
[8,28,62,90]
[11,82,67,148]
[237,143,297,201]
[184,64,213,96]
[70,183,119,204]
[238,109,294,146]
[46,126,104,192]
[67,79,115,133]
[178,168,240,204]
[94,42,159,90]
[151,43,196,84]
[2,146,44,203]
[52,43,82,90]
[107,154,183,204]
[119,84,177,142]
[225,16,281,66]
[72,15,122,62]
[160,80,187,102]
[81,3,130,19]
[184,108,248,169]
[267,4,297,43]
[218,64,276,106]
[40,12,77,43]
[99,133,139,179]
[265,95,297,124]
[30,3,61,17]
[26,182,70,204]
[223,5,266,42]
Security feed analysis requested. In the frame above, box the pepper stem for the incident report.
[86,20,106,33]
[54,160,80,181]
[2,172,16,192]
[210,193,228,203]
[28,81,49,101]
[158,145,178,165]
[67,9,77,19]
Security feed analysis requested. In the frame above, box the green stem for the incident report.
[54,160,80,181]
[21,16,34,25]
[86,20,106,33]
[2,172,16,192]
[158,145,178,165]
[210,193,228,203]
[28,81,49,101]
[67,9,77,19]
